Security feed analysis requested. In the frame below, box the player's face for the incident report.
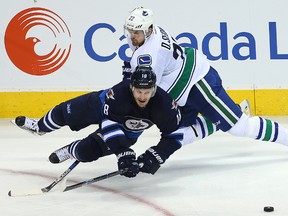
[127,29,145,47]
[132,87,154,108]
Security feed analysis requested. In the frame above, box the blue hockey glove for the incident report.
[122,61,132,80]
[117,148,139,178]
[137,147,165,175]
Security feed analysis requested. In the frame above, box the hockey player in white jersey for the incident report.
[123,7,288,146]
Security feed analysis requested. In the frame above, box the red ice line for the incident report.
[0,168,175,216]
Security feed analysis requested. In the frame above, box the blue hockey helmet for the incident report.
[130,66,156,89]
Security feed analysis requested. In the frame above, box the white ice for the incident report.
[1,117,288,216]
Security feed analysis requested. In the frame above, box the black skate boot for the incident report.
[13,116,46,136]
[49,144,73,164]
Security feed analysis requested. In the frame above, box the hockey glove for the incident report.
[137,147,165,175]
[122,61,132,80]
[117,148,139,178]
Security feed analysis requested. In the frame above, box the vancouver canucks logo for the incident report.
[124,117,153,131]
[138,55,152,66]
[142,11,148,16]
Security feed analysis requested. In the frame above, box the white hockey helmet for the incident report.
[124,7,154,36]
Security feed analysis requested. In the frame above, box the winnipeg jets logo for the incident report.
[129,120,147,129]
[105,88,115,100]
[171,100,178,110]
[124,117,153,131]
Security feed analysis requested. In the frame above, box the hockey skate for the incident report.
[238,99,252,117]
[49,144,73,164]
[12,116,46,136]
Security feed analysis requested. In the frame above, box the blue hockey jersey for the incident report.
[100,79,184,159]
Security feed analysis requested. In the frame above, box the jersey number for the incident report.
[172,43,184,60]
[103,104,109,115]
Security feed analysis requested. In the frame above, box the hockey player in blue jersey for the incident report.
[26,66,183,177]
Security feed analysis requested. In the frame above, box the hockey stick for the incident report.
[8,160,80,197]
[62,168,127,192]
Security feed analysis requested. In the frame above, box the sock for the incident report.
[38,106,65,132]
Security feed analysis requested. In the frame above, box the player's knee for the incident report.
[74,135,106,162]
[183,125,200,145]
[228,113,250,137]
[51,104,67,126]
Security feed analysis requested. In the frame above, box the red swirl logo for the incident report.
[5,7,71,76]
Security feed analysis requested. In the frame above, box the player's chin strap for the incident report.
[151,86,157,97]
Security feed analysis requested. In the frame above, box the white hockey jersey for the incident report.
[128,25,210,106]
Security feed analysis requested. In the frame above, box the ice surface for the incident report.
[1,117,288,216]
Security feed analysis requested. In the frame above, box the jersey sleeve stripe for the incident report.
[168,48,196,101]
